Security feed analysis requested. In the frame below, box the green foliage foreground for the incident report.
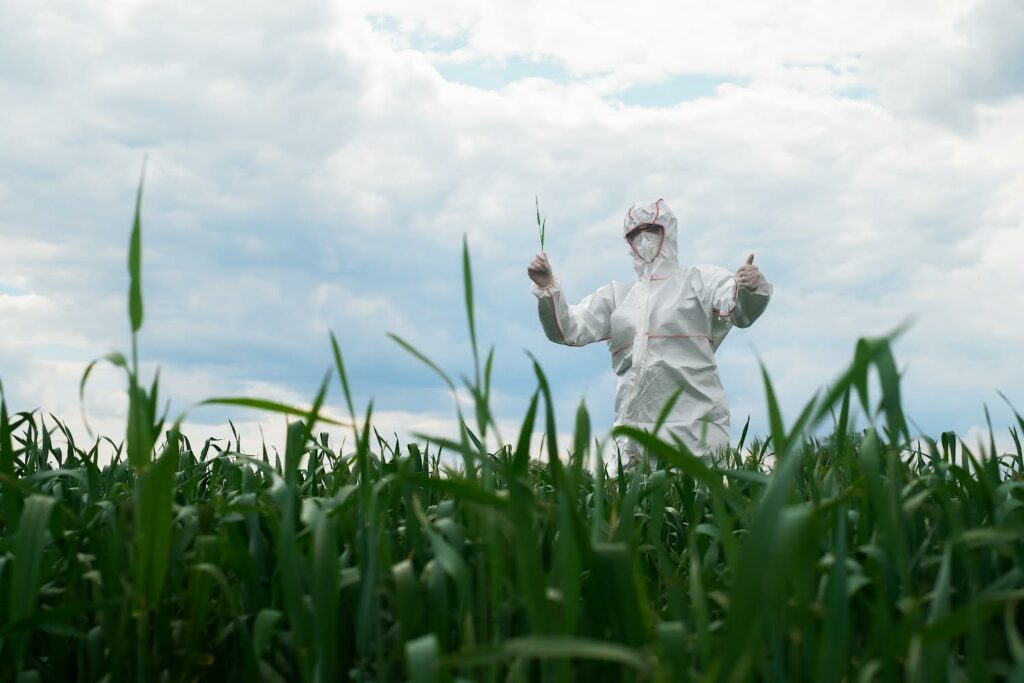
[2,177,1024,682]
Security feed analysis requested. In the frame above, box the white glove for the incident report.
[735,254,766,292]
[528,252,555,288]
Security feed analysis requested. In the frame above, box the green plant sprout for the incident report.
[535,195,546,251]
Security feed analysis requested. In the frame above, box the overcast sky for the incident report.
[2,0,1022,456]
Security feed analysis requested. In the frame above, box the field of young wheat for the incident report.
[2,183,1022,682]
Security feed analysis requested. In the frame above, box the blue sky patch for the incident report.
[434,56,570,90]
[369,14,471,56]
[614,74,741,107]
[0,283,26,296]
[838,85,873,101]
[368,14,568,89]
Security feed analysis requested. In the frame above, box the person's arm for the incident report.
[528,253,614,346]
[533,279,615,346]
[710,255,773,329]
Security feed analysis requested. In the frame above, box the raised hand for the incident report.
[528,252,555,288]
[735,253,764,292]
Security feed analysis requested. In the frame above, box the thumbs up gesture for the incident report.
[735,254,765,292]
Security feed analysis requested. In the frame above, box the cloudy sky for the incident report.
[2,0,1022,457]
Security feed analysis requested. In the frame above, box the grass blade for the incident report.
[128,160,146,335]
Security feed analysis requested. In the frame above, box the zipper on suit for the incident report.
[623,276,652,420]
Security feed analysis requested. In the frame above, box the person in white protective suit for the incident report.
[527,199,772,458]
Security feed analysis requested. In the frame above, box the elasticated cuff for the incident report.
[530,278,561,299]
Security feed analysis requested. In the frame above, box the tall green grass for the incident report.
[1,179,1023,681]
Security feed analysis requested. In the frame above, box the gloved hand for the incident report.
[528,252,555,288]
[735,254,765,292]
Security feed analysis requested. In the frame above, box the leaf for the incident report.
[462,235,479,385]
[403,472,509,511]
[816,503,850,683]
[199,397,349,427]
[410,496,471,609]
[392,560,420,646]
[452,636,652,677]
[1005,600,1024,663]
[527,353,559,466]
[589,543,648,646]
[8,495,56,668]
[388,333,457,393]
[656,622,688,680]
[736,415,751,452]
[761,362,787,455]
[133,436,180,612]
[406,634,441,683]
[513,391,540,476]
[571,398,591,479]
[923,590,1024,641]
[653,384,686,437]
[0,397,21,526]
[126,382,155,470]
[128,160,146,334]
[535,196,546,251]
[78,352,130,436]
[252,609,283,658]
[610,426,720,491]
[268,474,313,680]
[329,331,357,425]
[312,507,340,681]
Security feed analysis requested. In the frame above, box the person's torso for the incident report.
[606,266,730,423]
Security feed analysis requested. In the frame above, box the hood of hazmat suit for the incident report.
[531,198,773,459]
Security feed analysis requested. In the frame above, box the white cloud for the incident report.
[1,0,1022,457]
[861,0,1024,128]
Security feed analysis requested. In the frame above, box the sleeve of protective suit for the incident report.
[532,278,615,346]
[710,268,773,329]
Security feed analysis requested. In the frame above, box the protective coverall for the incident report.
[531,199,772,456]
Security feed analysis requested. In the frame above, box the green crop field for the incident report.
[2,180,1023,682]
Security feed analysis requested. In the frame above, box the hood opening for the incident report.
[623,199,679,276]
[626,224,665,263]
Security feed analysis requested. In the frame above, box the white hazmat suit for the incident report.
[531,199,772,456]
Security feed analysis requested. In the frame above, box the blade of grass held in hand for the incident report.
[535,195,546,251]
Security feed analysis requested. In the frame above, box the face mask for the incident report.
[630,230,662,262]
